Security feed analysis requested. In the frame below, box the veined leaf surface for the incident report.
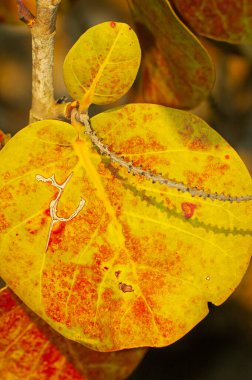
[63,22,141,110]
[0,287,146,379]
[128,0,214,109]
[172,0,252,44]
[0,107,251,351]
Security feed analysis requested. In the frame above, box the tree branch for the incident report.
[29,0,65,122]
[16,0,35,27]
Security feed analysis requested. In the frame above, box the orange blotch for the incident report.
[99,244,113,261]
[102,288,114,302]
[133,299,148,318]
[188,134,211,151]
[44,208,50,216]
[225,154,230,160]
[110,21,116,28]
[181,202,197,219]
[0,213,9,232]
[48,222,66,249]
[120,135,166,154]
[29,229,37,235]
[40,217,47,226]
[47,303,66,323]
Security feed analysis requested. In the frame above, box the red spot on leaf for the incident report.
[133,299,148,318]
[29,229,37,235]
[96,259,101,266]
[119,282,134,293]
[225,154,230,159]
[0,213,9,232]
[115,270,121,278]
[44,208,50,216]
[40,217,47,226]
[181,202,197,219]
[110,21,116,28]
[48,222,66,249]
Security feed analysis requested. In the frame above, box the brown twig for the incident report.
[16,0,35,27]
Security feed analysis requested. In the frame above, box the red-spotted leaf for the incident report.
[128,0,214,109]
[63,22,141,110]
[172,0,252,44]
[0,106,251,351]
[0,287,146,379]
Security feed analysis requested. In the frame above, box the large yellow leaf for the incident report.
[172,0,252,44]
[63,22,141,110]
[128,0,214,109]
[0,287,146,379]
[0,106,251,351]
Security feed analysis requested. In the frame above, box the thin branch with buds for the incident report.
[72,109,252,203]
[16,0,35,27]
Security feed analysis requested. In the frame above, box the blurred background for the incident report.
[0,1,252,379]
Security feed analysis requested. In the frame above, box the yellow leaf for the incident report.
[63,22,141,110]
[0,107,251,351]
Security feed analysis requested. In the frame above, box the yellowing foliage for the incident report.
[172,0,252,44]
[63,21,141,110]
[128,0,214,109]
[0,104,251,351]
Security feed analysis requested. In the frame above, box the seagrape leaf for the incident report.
[63,22,141,110]
[0,287,146,379]
[172,0,252,44]
[0,108,251,351]
[128,0,214,109]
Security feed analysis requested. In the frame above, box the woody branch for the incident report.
[17,0,67,122]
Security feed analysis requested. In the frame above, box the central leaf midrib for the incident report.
[72,140,161,339]
[82,24,125,104]
[73,140,125,244]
